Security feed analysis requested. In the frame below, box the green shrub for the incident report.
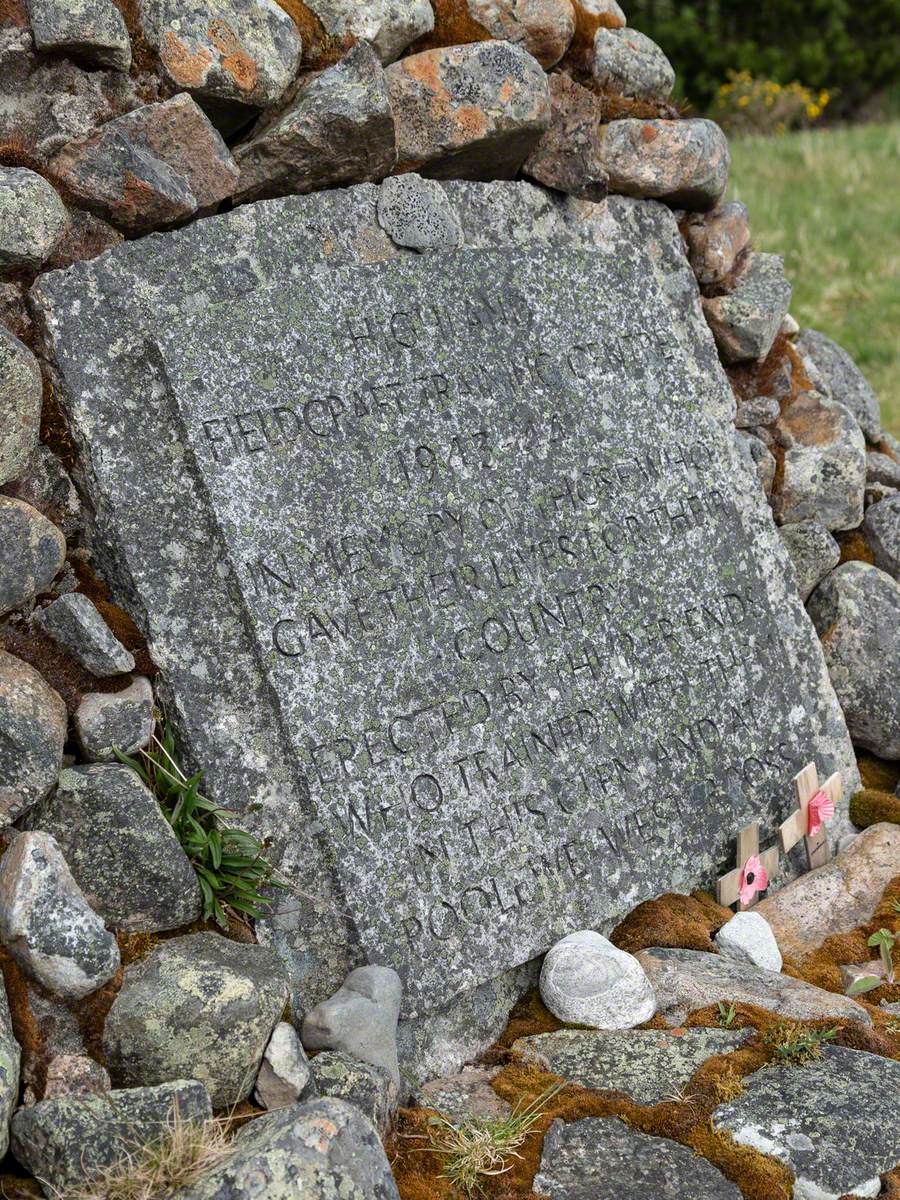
[710,70,830,134]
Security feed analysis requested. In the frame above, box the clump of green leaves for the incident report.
[765,1022,837,1065]
[869,928,897,982]
[116,724,283,928]
[420,1084,563,1197]
[717,1000,738,1028]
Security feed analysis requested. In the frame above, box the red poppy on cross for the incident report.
[778,761,842,870]
[716,822,779,911]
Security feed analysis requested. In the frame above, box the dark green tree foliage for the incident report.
[627,0,900,114]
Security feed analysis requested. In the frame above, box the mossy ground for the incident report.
[849,754,900,830]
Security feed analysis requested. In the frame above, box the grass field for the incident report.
[727,122,900,437]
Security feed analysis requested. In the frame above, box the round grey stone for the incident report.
[0,651,67,823]
[0,166,67,271]
[866,450,900,489]
[377,174,462,251]
[862,493,900,580]
[540,930,656,1029]
[592,27,675,102]
[0,327,42,487]
[0,496,66,616]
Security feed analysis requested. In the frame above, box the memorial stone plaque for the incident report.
[32,183,856,1016]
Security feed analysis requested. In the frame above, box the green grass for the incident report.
[728,122,900,436]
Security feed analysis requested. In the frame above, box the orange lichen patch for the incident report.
[408,0,491,54]
[573,79,681,122]
[272,0,347,67]
[777,387,843,449]
[850,787,900,829]
[208,20,258,94]
[727,334,808,408]
[611,890,731,955]
[836,526,876,565]
[162,29,213,88]
[880,1167,900,1200]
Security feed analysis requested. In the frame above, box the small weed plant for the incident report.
[421,1083,563,1197]
[116,723,284,928]
[717,1000,738,1028]
[765,1022,837,1065]
[869,928,897,982]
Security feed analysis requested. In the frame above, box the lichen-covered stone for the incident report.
[714,910,782,972]
[778,520,841,602]
[11,1080,211,1194]
[735,428,776,495]
[33,592,135,676]
[592,26,674,101]
[713,1046,900,1200]
[866,450,900,489]
[47,94,238,233]
[140,0,301,111]
[0,983,19,1159]
[0,167,67,272]
[514,1027,750,1103]
[43,1055,111,1101]
[0,832,121,999]
[3,444,81,538]
[417,1065,511,1123]
[541,931,656,1028]
[0,652,66,823]
[25,0,131,71]
[376,172,462,250]
[386,41,551,178]
[862,493,900,580]
[303,0,434,64]
[797,328,881,443]
[302,966,402,1088]
[23,764,202,932]
[0,496,65,616]
[772,391,867,531]
[234,43,395,204]
[535,1116,741,1199]
[734,394,780,429]
[522,71,607,200]
[309,1050,397,1135]
[683,201,750,288]
[807,563,900,758]
[702,252,792,364]
[598,118,729,210]
[636,947,871,1027]
[103,933,289,1106]
[73,675,154,762]
[467,0,574,68]
[0,326,42,488]
[254,1022,313,1110]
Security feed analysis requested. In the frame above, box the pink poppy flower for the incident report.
[808,789,834,837]
[739,854,768,906]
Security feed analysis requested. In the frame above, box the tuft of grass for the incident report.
[418,1084,563,1197]
[764,1022,837,1065]
[115,723,284,929]
[728,122,900,437]
[717,1000,738,1028]
[51,1106,234,1200]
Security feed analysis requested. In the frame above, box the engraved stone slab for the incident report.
[29,182,857,1018]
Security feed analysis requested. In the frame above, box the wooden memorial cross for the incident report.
[717,822,779,911]
[779,761,842,870]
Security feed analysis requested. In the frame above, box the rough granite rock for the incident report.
[139,0,301,112]
[772,391,867,531]
[797,329,881,443]
[0,496,65,616]
[0,985,19,1159]
[866,450,900,489]
[592,27,674,101]
[535,1116,742,1199]
[467,0,575,68]
[635,947,871,1027]
[540,931,656,1028]
[0,652,66,823]
[714,910,782,972]
[734,394,780,429]
[43,1055,111,1101]
[254,1022,313,1110]
[73,675,154,762]
[778,521,841,602]
[0,326,42,488]
[103,933,289,1106]
[303,0,434,64]
[755,823,900,961]
[522,71,607,200]
[386,41,551,179]
[309,1050,397,1136]
[417,1065,511,1123]
[702,252,792,364]
[3,444,81,539]
[735,429,776,495]
[11,1080,211,1194]
[598,118,729,210]
[33,592,134,676]
[713,1046,900,1200]
[376,173,462,250]
[863,494,900,580]
[23,764,202,933]
[513,1027,751,1103]
[234,43,395,204]
[683,201,750,288]
[807,563,900,757]
[0,167,68,272]
[0,832,121,999]
[302,966,402,1088]
[25,0,131,71]
[47,94,239,234]
[166,1098,400,1199]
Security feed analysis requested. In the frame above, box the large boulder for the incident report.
[301,0,434,65]
[592,27,674,101]
[597,118,729,211]
[862,493,900,580]
[25,0,131,71]
[701,252,792,364]
[103,932,289,1107]
[0,167,68,272]
[386,41,551,179]
[797,328,881,443]
[467,0,575,68]
[234,43,395,204]
[807,562,900,757]
[23,764,202,932]
[0,328,42,488]
[0,496,65,616]
[0,652,67,824]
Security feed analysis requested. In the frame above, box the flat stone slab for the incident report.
[30,181,856,1017]
[534,1116,742,1199]
[512,1027,751,1103]
[713,1045,900,1200]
